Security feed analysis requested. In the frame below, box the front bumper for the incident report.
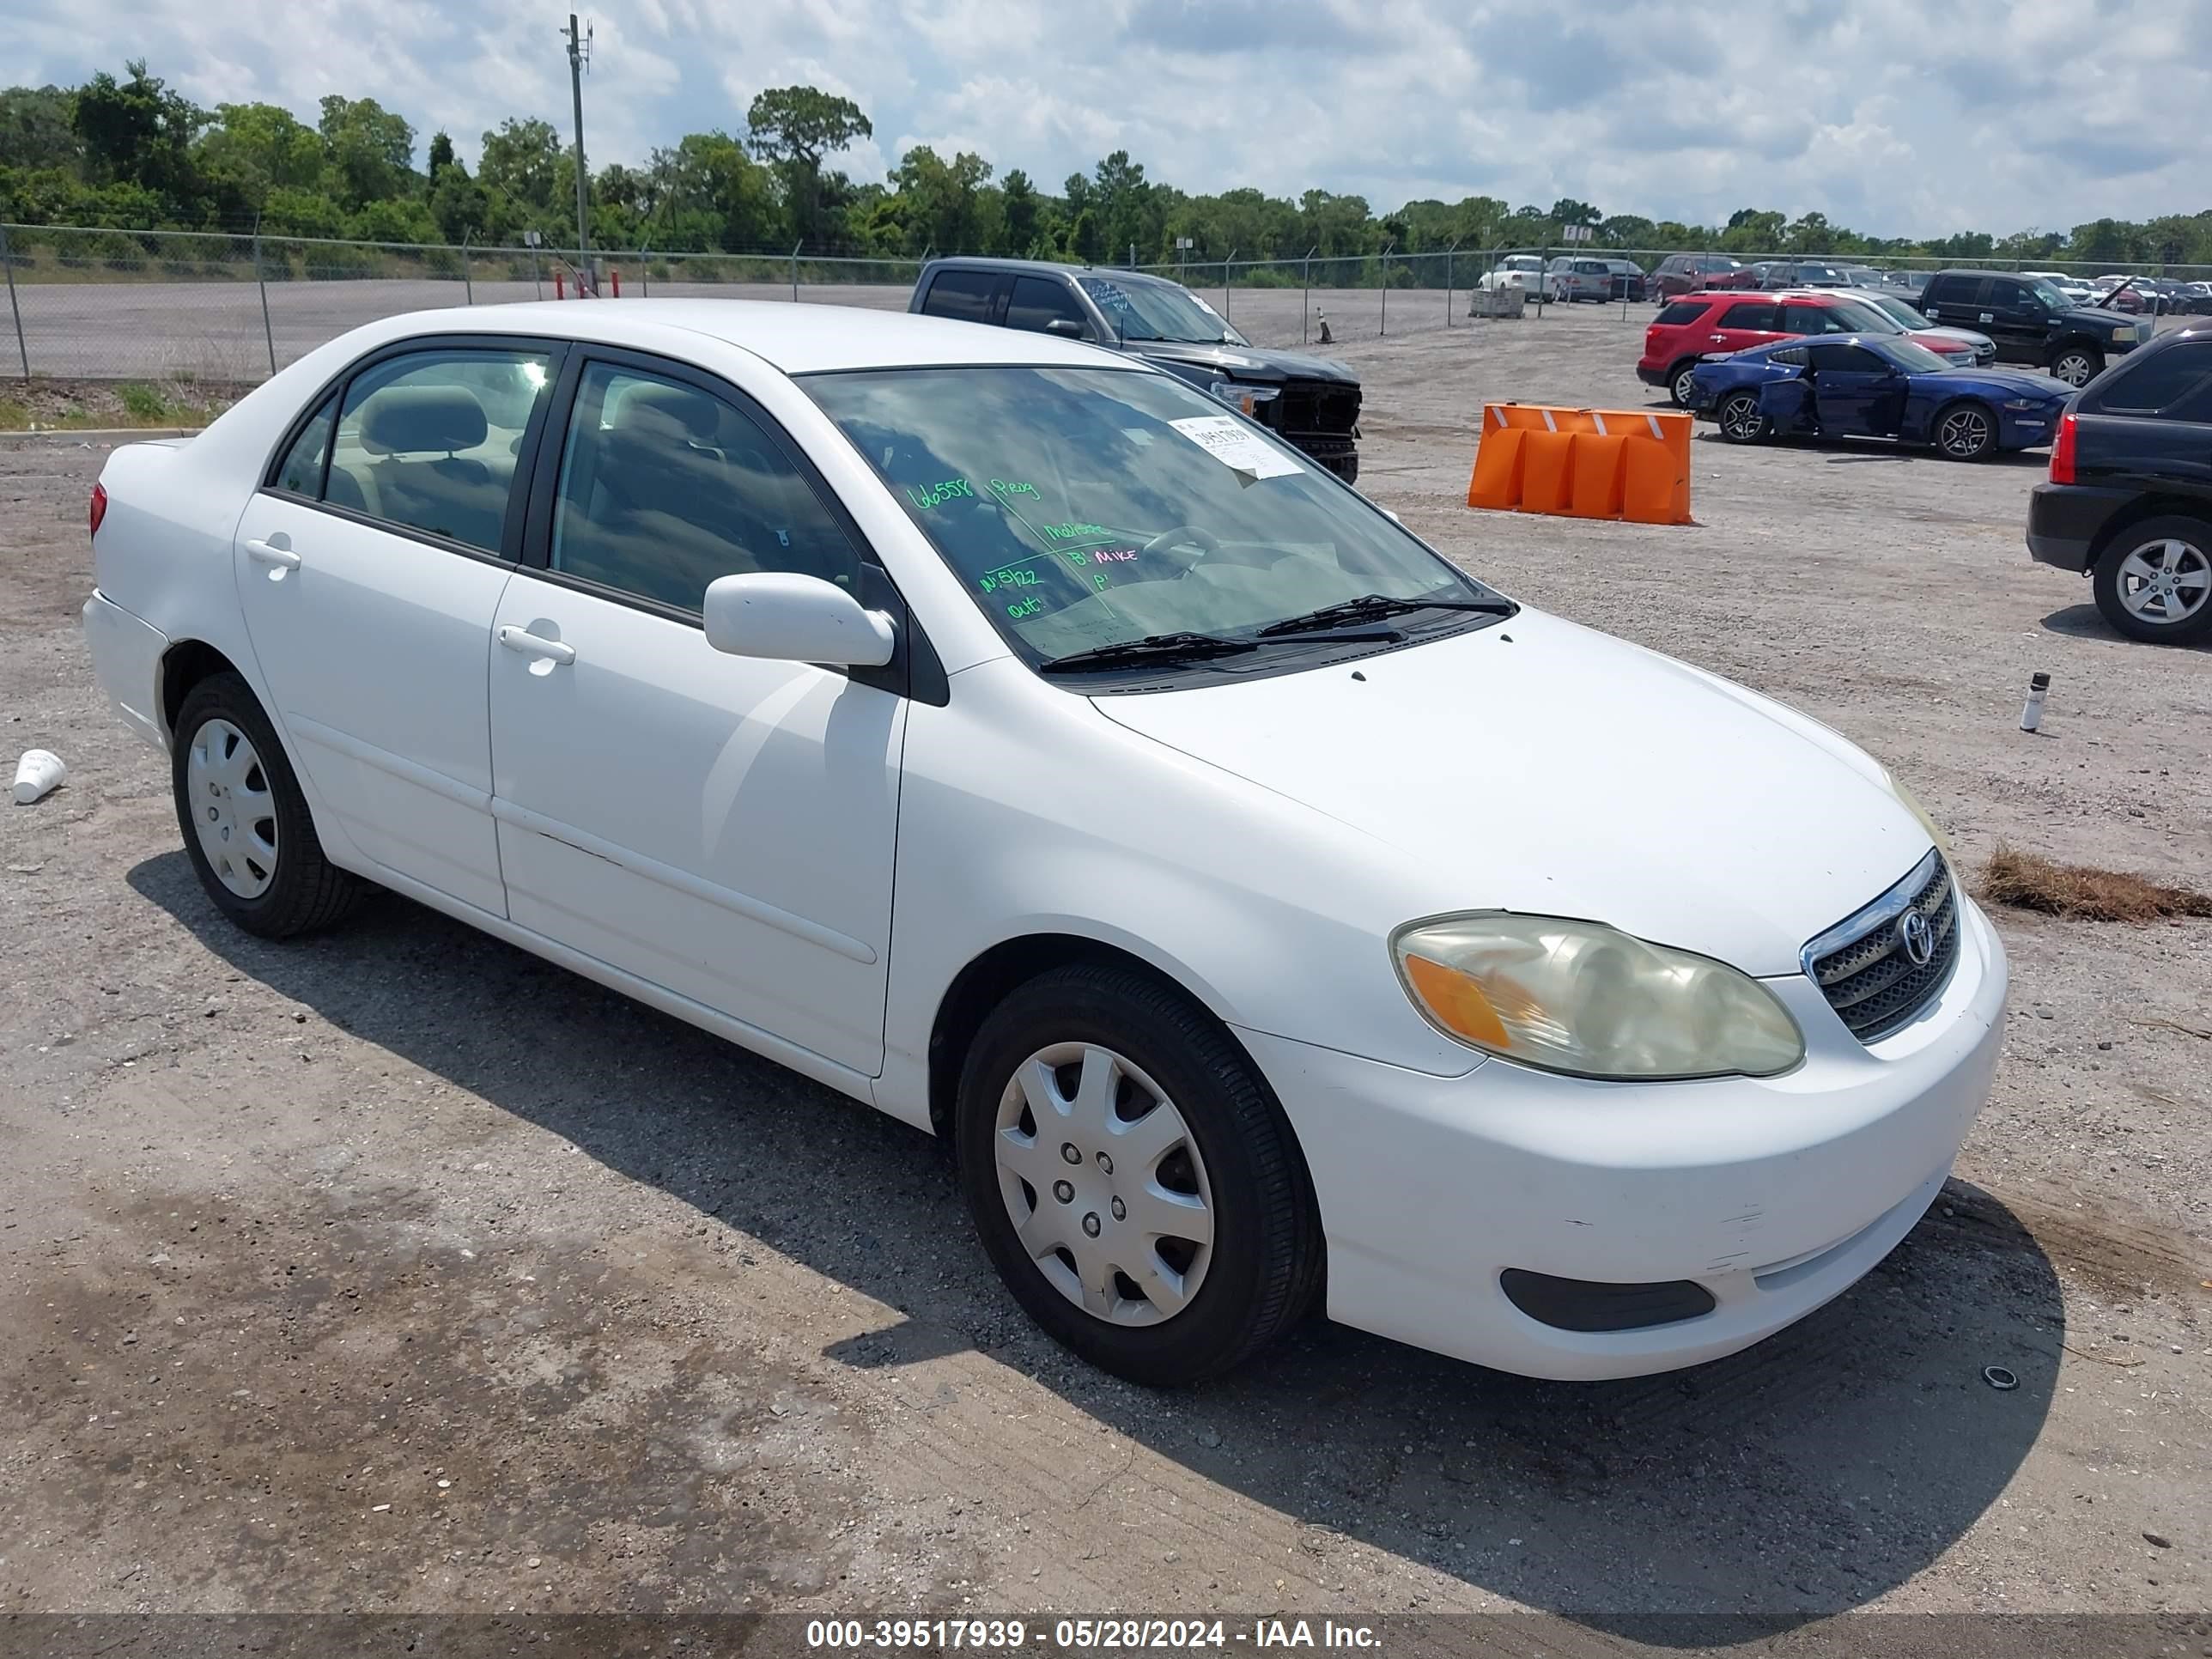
[1241,894,2008,1381]
[2027,483,2133,571]
[82,589,171,752]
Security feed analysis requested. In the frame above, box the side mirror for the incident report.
[702,571,896,669]
[1044,317,1088,338]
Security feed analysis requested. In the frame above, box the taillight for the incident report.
[2049,413,2076,485]
[89,482,108,539]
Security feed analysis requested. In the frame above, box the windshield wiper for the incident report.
[1255,592,1516,638]
[1038,631,1259,674]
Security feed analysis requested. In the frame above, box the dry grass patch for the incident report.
[1979,844,2212,923]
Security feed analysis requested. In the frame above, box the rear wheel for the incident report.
[2093,517,2212,644]
[2049,344,2101,388]
[955,963,1322,1386]
[1933,400,1996,461]
[171,672,366,938]
[1668,362,1700,407]
[1717,391,1767,443]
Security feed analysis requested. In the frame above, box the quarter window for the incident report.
[1719,302,1781,331]
[1655,300,1709,325]
[326,349,553,554]
[547,362,865,613]
[272,395,337,497]
[2087,343,2212,416]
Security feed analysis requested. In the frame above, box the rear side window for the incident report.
[2087,342,2212,417]
[921,269,1005,325]
[1923,275,1967,305]
[271,395,337,496]
[1655,300,1709,325]
[1719,302,1780,330]
[1809,343,1889,374]
[1005,275,1088,336]
[327,349,554,554]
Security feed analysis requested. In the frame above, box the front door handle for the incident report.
[245,538,301,576]
[498,624,576,666]
[1710,333,1728,343]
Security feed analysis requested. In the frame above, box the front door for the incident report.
[1804,342,1907,437]
[232,342,560,916]
[487,353,906,1075]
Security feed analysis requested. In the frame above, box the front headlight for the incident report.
[1390,914,1805,1080]
[1208,380,1279,418]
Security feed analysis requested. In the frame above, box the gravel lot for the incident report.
[1,304,2206,1649]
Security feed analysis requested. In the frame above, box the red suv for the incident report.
[1649,253,1759,300]
[1638,290,1979,406]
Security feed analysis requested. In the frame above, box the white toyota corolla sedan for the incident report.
[82,300,2006,1387]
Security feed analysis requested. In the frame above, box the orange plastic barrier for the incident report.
[1465,404,1692,524]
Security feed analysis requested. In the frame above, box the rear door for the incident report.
[232,339,562,915]
[1709,298,1784,353]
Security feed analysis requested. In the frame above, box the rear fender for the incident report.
[1755,376,1814,434]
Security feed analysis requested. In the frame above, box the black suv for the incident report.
[2027,324,2212,644]
[910,258,1364,483]
[1920,269,2149,388]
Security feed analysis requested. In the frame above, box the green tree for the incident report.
[0,85,80,173]
[316,95,414,209]
[889,145,995,255]
[71,61,205,212]
[1718,208,1784,252]
[198,102,325,209]
[745,85,872,245]
[1001,167,1042,256]
[427,130,455,181]
[478,117,567,214]
[428,164,491,243]
[1550,197,1601,228]
[652,132,780,251]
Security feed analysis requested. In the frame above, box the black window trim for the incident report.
[921,266,1012,327]
[257,331,574,569]
[513,341,945,706]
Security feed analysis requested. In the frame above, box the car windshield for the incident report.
[802,366,1507,673]
[1824,299,1902,333]
[2025,278,2073,307]
[1871,336,1952,374]
[1869,295,1934,329]
[1078,276,1248,346]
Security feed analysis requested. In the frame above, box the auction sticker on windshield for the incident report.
[1170,415,1303,480]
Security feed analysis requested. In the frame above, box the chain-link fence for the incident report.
[6,222,2210,383]
[0,224,926,382]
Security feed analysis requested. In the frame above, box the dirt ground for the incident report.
[1,305,2207,1652]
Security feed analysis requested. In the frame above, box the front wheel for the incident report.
[1933,399,1996,461]
[2093,517,2212,644]
[955,963,1322,1387]
[2049,345,2102,388]
[1717,391,1766,442]
[171,672,367,938]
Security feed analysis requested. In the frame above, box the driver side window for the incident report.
[548,362,864,613]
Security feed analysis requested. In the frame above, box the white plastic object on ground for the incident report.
[13,750,65,804]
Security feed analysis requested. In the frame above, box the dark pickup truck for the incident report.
[910,258,1364,484]
[2028,324,2212,643]
[1920,269,2151,389]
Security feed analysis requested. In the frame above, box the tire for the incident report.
[2049,343,2102,388]
[954,963,1322,1387]
[2091,516,2212,645]
[1932,399,1997,461]
[171,672,366,939]
[1717,391,1767,443]
[1336,453,1360,488]
[1668,362,1700,408]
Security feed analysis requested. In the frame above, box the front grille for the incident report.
[1805,851,1960,1043]
[1275,380,1361,438]
[1500,1270,1717,1333]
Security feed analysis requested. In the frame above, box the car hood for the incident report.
[2062,304,2136,329]
[1922,325,1994,348]
[1127,341,1358,386]
[1090,610,1930,976]
[1946,367,2071,401]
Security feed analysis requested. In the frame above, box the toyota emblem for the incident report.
[1897,908,1935,968]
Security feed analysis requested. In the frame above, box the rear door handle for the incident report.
[245,538,301,574]
[498,625,576,666]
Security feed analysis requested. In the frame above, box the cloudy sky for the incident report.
[12,0,2209,236]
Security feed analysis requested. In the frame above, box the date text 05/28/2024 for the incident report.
[805,1618,1382,1650]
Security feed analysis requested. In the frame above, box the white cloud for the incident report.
[11,0,2208,234]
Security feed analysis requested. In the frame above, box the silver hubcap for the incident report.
[1720,394,1763,439]
[994,1042,1214,1327]
[1940,408,1990,455]
[185,718,278,898]
[1674,368,1697,404]
[2117,538,2210,625]
[2055,354,2094,386]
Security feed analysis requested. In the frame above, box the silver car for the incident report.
[1861,292,1996,366]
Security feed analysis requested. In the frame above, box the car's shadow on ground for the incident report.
[1692,432,2049,468]
[130,852,2063,1640]
[2041,601,2212,651]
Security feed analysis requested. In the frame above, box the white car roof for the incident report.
[372,297,1125,376]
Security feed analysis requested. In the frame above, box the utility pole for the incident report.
[564,14,592,283]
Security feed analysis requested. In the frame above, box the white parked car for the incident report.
[82,301,2008,1387]
[1479,254,1547,295]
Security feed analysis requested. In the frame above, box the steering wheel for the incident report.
[1142,525,1223,574]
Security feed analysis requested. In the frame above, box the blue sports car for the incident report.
[1686,333,2073,460]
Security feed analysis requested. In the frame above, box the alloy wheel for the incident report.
[1671,366,1699,407]
[993,1042,1215,1327]
[1938,405,1993,459]
[2116,537,2211,628]
[1718,392,1765,441]
[185,717,278,898]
